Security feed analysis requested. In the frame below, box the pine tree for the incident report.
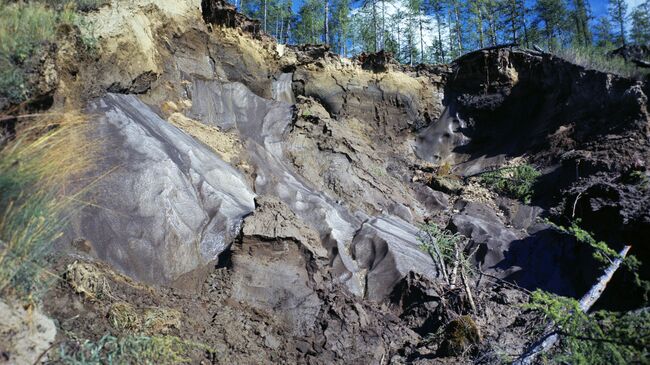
[332,0,351,54]
[483,0,499,46]
[593,15,614,48]
[428,0,447,62]
[408,0,428,63]
[535,0,569,49]
[608,0,627,46]
[295,0,325,44]
[468,0,486,48]
[363,0,380,51]
[630,1,650,45]
[449,0,465,54]
[500,0,529,46]
[570,0,592,46]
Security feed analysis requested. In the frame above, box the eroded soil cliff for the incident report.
[2,0,649,363]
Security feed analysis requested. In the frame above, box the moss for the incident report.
[144,307,181,335]
[440,315,481,356]
[108,302,141,332]
[65,261,110,300]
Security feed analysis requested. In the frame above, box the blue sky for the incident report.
[285,0,645,20]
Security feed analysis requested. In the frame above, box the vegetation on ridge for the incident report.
[0,0,102,104]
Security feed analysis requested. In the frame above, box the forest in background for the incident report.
[229,0,650,64]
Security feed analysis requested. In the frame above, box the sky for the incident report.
[284,0,646,19]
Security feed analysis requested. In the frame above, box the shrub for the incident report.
[548,219,650,303]
[526,290,650,364]
[478,164,541,204]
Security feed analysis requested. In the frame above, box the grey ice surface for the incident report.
[190,76,438,298]
[77,94,255,284]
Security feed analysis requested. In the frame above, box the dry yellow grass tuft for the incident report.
[0,110,95,299]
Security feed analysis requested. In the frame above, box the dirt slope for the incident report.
[3,0,648,363]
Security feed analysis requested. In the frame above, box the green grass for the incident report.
[57,334,215,365]
[552,46,650,80]
[478,164,541,204]
[419,223,466,267]
[0,0,100,103]
[0,1,60,102]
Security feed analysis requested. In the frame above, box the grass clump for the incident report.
[526,290,650,364]
[0,0,99,104]
[419,223,467,268]
[477,164,541,204]
[440,315,481,356]
[57,334,214,365]
[107,302,182,335]
[143,307,182,335]
[0,112,92,301]
[108,302,141,332]
[552,46,650,80]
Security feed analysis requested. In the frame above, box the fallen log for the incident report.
[512,245,631,365]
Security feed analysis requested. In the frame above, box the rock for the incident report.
[242,196,327,260]
[190,78,440,300]
[451,200,597,296]
[429,175,464,195]
[82,0,203,94]
[231,197,324,335]
[451,200,522,271]
[609,45,650,62]
[390,272,443,335]
[414,184,451,212]
[497,197,543,230]
[352,215,438,301]
[0,300,56,365]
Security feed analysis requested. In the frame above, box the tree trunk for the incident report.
[263,0,267,33]
[381,0,386,49]
[454,1,463,52]
[436,12,445,62]
[419,14,425,63]
[372,0,379,51]
[324,1,329,45]
[619,5,626,46]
